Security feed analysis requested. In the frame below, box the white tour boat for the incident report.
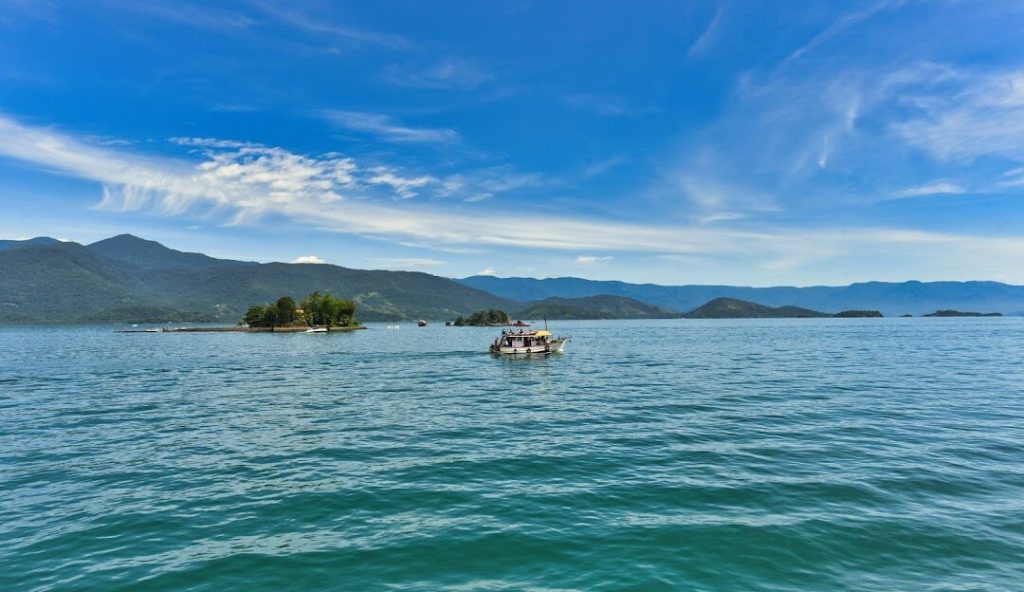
[489,328,569,355]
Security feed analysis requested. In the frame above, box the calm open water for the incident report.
[2,319,1023,591]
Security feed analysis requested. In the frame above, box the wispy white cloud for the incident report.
[438,166,544,202]
[292,255,325,264]
[576,255,614,264]
[322,110,459,143]
[171,137,259,149]
[582,156,627,179]
[366,168,436,199]
[252,2,411,50]
[382,59,493,90]
[781,1,895,67]
[686,3,722,60]
[893,181,966,199]
[477,267,497,276]
[892,71,1024,162]
[998,166,1024,188]
[563,93,648,117]
[695,212,746,225]
[102,0,256,31]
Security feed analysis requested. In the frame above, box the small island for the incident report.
[923,310,1003,317]
[453,309,510,326]
[684,298,829,319]
[242,292,362,330]
[833,310,884,318]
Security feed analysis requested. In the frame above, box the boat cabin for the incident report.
[492,329,554,353]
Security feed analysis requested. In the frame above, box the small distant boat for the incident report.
[489,328,569,355]
[511,320,530,327]
[418,320,428,327]
[305,327,328,333]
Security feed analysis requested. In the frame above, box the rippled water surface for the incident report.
[2,319,1023,591]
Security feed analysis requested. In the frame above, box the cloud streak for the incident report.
[686,4,722,60]
[382,59,493,90]
[893,181,966,199]
[322,110,459,143]
[252,1,412,50]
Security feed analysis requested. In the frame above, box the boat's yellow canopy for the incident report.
[535,330,551,337]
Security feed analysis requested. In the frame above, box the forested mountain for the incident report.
[5,234,1023,323]
[0,236,514,323]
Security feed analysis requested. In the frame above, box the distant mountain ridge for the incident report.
[461,275,1024,317]
[88,234,235,270]
[0,236,60,251]
[0,235,516,323]
[4,234,1023,323]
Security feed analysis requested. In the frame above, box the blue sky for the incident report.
[2,1,1024,285]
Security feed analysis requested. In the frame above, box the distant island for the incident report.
[923,310,1003,317]
[453,309,510,326]
[833,310,884,318]
[684,298,829,319]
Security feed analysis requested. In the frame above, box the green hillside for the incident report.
[0,235,516,323]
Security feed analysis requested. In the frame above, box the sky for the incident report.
[2,0,1024,285]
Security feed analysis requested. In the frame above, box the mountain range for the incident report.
[460,275,1024,317]
[2,234,1022,323]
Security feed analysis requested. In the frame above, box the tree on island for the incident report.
[454,309,510,326]
[242,292,358,329]
[300,292,358,327]
[275,296,297,325]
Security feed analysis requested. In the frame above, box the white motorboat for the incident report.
[489,328,569,355]
[305,327,328,333]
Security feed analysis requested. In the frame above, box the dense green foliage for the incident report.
[300,292,357,327]
[454,309,510,326]
[685,298,829,319]
[0,235,516,323]
[243,293,357,328]
[513,295,683,320]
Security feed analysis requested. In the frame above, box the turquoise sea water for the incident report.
[2,319,1023,591]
